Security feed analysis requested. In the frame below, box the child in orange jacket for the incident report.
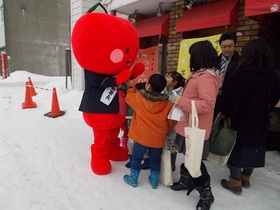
[123,74,175,189]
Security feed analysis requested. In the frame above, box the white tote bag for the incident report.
[159,147,173,186]
[184,100,206,178]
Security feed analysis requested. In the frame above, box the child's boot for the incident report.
[123,168,140,187]
[149,170,160,189]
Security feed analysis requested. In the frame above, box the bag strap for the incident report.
[213,112,222,128]
[223,117,232,128]
[189,100,199,128]
[213,113,232,129]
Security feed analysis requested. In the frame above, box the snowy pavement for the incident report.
[0,71,280,210]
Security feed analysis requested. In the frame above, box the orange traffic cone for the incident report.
[28,77,37,96]
[22,81,37,109]
[44,87,65,118]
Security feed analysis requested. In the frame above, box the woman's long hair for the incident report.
[189,40,219,72]
[238,39,271,70]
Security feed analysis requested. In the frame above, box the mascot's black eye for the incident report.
[126,48,129,54]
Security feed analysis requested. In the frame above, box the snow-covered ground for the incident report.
[0,71,279,210]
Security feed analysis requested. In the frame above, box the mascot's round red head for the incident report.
[72,10,140,75]
[71,3,144,176]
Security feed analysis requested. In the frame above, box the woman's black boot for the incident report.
[193,174,214,210]
[171,163,193,191]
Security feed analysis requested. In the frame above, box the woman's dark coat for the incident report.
[223,66,280,168]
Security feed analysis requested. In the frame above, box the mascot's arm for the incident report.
[131,62,145,79]
[85,69,130,88]
[116,62,145,85]
[116,69,131,85]
[84,70,114,87]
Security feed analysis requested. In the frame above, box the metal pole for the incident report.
[1,52,8,79]
[65,48,72,89]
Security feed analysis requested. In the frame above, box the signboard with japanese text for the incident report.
[134,46,159,83]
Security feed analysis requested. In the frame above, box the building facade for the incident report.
[167,0,280,72]
[70,0,101,89]
[70,0,280,89]
[0,0,5,51]
[2,0,70,76]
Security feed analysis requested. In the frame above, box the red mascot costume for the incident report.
[71,3,144,175]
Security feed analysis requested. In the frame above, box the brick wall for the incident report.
[166,0,263,72]
[167,0,186,72]
[235,0,261,52]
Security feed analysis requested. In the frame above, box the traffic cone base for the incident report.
[44,110,65,118]
[22,101,37,109]
[22,81,37,109]
[44,87,65,118]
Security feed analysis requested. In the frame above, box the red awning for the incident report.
[244,0,280,16]
[176,0,238,33]
[135,14,170,38]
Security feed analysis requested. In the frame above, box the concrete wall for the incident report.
[0,0,5,49]
[70,0,103,90]
[3,0,70,76]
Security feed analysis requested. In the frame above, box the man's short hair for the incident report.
[219,31,237,45]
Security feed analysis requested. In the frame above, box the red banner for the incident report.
[134,46,159,83]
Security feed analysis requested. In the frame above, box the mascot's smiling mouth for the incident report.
[126,60,132,66]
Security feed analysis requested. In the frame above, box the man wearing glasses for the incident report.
[214,31,240,119]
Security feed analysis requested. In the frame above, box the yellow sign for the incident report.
[177,34,222,78]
